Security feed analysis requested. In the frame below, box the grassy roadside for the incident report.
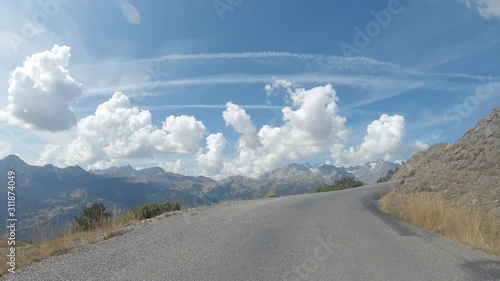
[379,190,500,257]
[0,201,183,276]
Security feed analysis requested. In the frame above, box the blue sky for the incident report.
[0,0,499,177]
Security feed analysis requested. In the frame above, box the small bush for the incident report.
[74,202,112,232]
[127,201,184,220]
[315,177,364,193]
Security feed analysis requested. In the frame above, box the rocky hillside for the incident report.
[392,107,500,211]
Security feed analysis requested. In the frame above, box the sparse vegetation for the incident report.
[126,201,184,220]
[376,167,399,183]
[315,176,364,193]
[380,190,500,257]
[74,202,112,232]
[0,201,184,276]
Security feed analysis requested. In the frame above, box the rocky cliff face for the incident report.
[392,107,500,211]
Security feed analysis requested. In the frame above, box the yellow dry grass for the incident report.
[0,214,140,276]
[380,190,500,257]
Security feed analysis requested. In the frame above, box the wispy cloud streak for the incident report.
[77,51,500,109]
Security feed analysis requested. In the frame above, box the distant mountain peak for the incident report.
[349,160,400,184]
[141,166,166,174]
[1,154,28,167]
[117,165,135,172]
[287,162,311,169]
[64,165,86,172]
[2,154,23,162]
[258,160,400,183]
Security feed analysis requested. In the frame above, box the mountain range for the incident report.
[0,155,398,240]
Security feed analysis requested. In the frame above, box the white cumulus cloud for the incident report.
[223,102,260,150]
[220,83,349,177]
[197,133,226,176]
[283,84,347,149]
[154,115,207,154]
[4,45,82,131]
[160,159,187,174]
[39,92,206,169]
[342,114,405,166]
[461,0,500,19]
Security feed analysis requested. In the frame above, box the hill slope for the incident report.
[392,107,500,210]
[382,107,500,256]
[0,157,201,241]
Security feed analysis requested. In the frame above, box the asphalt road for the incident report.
[3,183,500,281]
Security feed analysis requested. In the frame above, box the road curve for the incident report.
[3,183,500,281]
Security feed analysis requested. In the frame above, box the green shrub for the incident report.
[127,201,184,220]
[315,177,364,193]
[74,202,112,231]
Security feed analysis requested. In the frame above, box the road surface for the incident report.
[3,183,500,280]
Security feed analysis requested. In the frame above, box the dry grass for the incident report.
[380,190,500,257]
[0,211,156,276]
[0,200,184,276]
[1,220,117,276]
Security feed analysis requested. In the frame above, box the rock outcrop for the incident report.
[392,107,500,211]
